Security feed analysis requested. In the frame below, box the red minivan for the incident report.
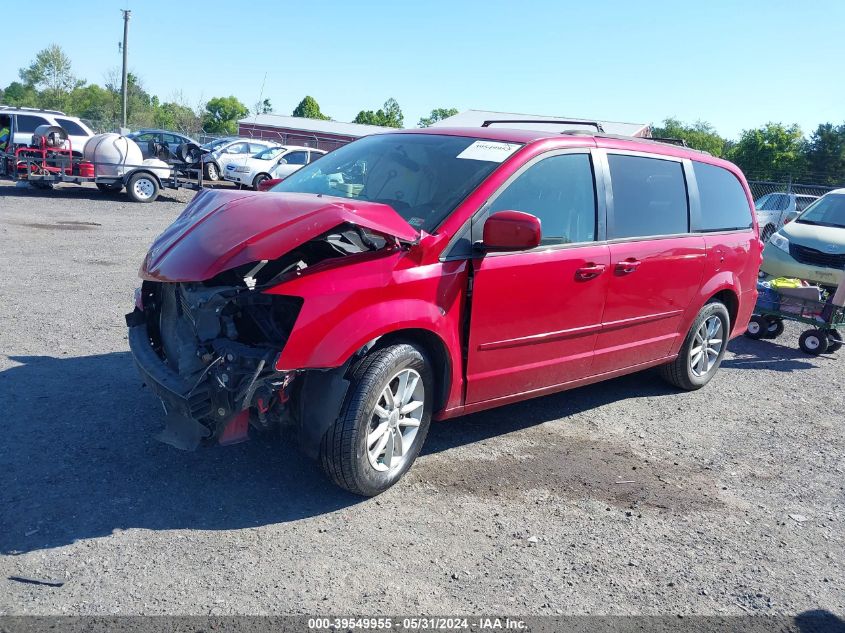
[127,123,761,495]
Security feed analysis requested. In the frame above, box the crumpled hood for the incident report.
[781,220,845,253]
[140,189,420,282]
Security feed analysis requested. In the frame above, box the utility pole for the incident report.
[120,9,131,129]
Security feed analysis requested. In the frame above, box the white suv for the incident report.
[0,106,94,155]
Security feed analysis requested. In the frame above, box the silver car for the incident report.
[754,192,819,241]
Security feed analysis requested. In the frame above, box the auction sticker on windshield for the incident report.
[456,140,521,163]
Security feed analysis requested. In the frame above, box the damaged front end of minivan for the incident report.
[125,189,419,451]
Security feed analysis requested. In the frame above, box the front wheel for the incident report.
[660,301,730,390]
[126,172,160,203]
[253,173,270,190]
[320,344,433,496]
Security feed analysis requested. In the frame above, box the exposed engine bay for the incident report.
[126,224,386,450]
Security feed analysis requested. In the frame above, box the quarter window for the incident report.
[692,161,753,232]
[607,154,688,239]
[487,153,596,245]
[55,118,88,136]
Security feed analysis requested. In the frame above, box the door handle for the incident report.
[575,263,607,280]
[615,258,641,274]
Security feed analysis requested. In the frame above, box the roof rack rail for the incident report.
[0,104,66,115]
[481,118,605,133]
[648,136,688,147]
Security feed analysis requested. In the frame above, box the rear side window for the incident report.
[607,154,689,239]
[488,153,596,245]
[283,150,308,165]
[309,151,324,163]
[55,117,88,136]
[692,162,753,232]
[15,114,49,133]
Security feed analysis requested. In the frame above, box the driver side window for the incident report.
[487,153,597,245]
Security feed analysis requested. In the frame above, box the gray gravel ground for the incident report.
[0,181,843,616]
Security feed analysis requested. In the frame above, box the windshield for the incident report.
[201,138,229,151]
[254,147,285,160]
[797,193,845,229]
[270,134,522,232]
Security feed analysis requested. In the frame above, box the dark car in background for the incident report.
[127,129,198,159]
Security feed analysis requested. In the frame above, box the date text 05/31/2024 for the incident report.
[307,617,527,630]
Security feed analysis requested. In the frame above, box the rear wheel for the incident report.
[745,315,767,340]
[204,162,220,181]
[762,317,785,339]
[798,329,828,356]
[320,344,433,496]
[126,172,159,203]
[826,330,842,353]
[660,301,730,390]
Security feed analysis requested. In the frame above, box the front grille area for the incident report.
[789,243,845,269]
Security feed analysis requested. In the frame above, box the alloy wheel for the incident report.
[366,368,425,473]
[690,316,724,377]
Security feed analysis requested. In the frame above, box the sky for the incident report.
[3,0,845,139]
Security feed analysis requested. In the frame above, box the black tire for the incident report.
[798,329,828,356]
[320,343,433,496]
[762,317,785,339]
[660,300,730,391]
[826,329,842,353]
[204,162,220,181]
[96,182,123,193]
[745,315,767,340]
[761,225,776,242]
[253,173,270,190]
[125,172,160,203]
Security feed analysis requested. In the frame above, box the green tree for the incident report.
[202,96,249,134]
[727,123,808,181]
[805,123,845,185]
[19,44,82,109]
[651,118,727,156]
[292,95,329,120]
[1,81,40,108]
[418,107,458,127]
[354,98,404,128]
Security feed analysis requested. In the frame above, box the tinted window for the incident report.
[55,117,88,136]
[15,115,49,133]
[607,154,688,239]
[488,153,596,245]
[283,150,308,165]
[308,151,324,163]
[692,161,753,231]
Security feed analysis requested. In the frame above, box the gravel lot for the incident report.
[0,181,843,617]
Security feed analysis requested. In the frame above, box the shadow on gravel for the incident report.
[723,335,821,372]
[1,352,684,553]
[0,353,360,555]
[795,609,845,633]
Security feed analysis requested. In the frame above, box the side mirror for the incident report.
[257,178,283,192]
[481,210,541,252]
